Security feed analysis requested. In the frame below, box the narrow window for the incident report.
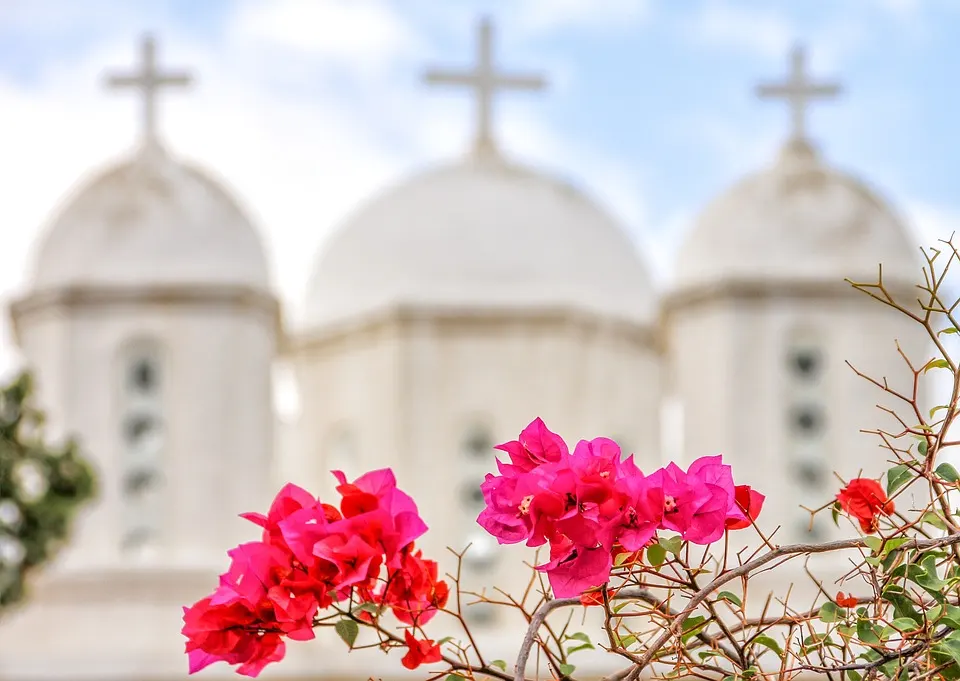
[118,342,165,559]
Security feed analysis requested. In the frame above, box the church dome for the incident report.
[30,144,271,292]
[304,158,656,328]
[674,140,920,292]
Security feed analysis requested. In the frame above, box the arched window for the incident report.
[458,422,499,579]
[118,341,165,559]
[461,427,493,461]
[786,333,825,384]
[785,328,829,540]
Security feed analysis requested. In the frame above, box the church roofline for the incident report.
[8,283,283,347]
[661,276,921,317]
[285,302,660,358]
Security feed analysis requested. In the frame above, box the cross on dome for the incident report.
[423,17,547,159]
[755,45,842,144]
[104,35,193,148]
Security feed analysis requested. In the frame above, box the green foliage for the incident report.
[0,371,96,612]
[335,618,359,648]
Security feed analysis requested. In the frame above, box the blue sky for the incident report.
[0,0,959,374]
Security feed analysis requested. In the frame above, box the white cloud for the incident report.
[685,2,796,59]
[227,0,428,73]
[682,2,872,72]
[509,0,651,36]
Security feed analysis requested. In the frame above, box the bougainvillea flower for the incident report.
[836,478,895,534]
[494,417,569,473]
[240,483,335,548]
[579,588,616,607]
[183,469,445,677]
[725,485,765,530]
[400,629,443,670]
[379,547,450,625]
[646,457,738,545]
[615,460,664,551]
[182,597,288,677]
[537,536,614,598]
[835,592,859,608]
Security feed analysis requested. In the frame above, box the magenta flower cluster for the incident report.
[477,419,764,597]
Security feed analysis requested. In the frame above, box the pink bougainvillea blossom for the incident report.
[477,419,763,599]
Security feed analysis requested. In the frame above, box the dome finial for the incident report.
[423,16,547,161]
[755,44,842,149]
[103,34,194,152]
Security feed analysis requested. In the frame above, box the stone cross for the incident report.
[424,17,546,158]
[104,35,193,146]
[755,45,841,143]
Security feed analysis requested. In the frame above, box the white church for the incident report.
[0,19,933,681]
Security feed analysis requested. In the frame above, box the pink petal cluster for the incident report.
[477,418,764,597]
[182,469,448,677]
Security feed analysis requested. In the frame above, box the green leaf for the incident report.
[614,551,633,566]
[819,601,841,623]
[446,675,464,681]
[932,637,960,669]
[939,327,960,336]
[886,464,912,495]
[564,631,594,655]
[832,501,841,527]
[681,615,708,643]
[881,585,923,625]
[716,591,742,607]
[617,633,638,648]
[924,358,951,373]
[888,617,921,633]
[558,663,576,677]
[335,619,359,648]
[936,462,960,483]
[646,543,667,567]
[922,511,949,531]
[352,602,380,615]
[863,536,883,554]
[915,553,948,595]
[659,535,683,555]
[876,537,911,558]
[490,660,507,671]
[941,605,960,630]
[919,438,929,456]
[752,635,783,657]
[437,636,455,646]
[856,619,880,645]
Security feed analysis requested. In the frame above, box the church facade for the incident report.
[0,21,931,681]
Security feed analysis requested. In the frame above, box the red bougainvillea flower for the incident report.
[379,547,450,625]
[400,629,443,670]
[183,469,446,677]
[836,478,895,533]
[579,588,616,607]
[835,592,859,608]
[725,485,766,530]
[182,597,287,677]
